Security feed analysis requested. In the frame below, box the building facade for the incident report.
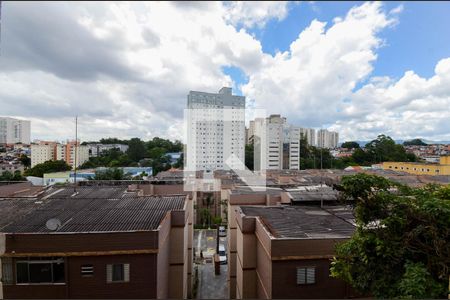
[186,87,245,171]
[0,185,193,299]
[234,205,356,299]
[316,129,339,149]
[0,117,31,145]
[87,144,129,157]
[382,155,450,176]
[253,115,300,170]
[299,127,316,146]
[31,141,89,168]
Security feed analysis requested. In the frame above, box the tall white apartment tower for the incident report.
[317,129,339,148]
[300,127,316,146]
[186,87,245,171]
[254,115,300,170]
[0,117,31,145]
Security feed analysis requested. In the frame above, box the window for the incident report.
[81,264,94,277]
[297,267,315,285]
[16,257,65,284]
[106,264,130,283]
[1,258,13,284]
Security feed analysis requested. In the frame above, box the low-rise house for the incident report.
[233,205,356,299]
[0,186,193,299]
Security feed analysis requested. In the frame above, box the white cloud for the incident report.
[389,4,404,15]
[242,2,395,128]
[0,1,449,144]
[224,1,291,29]
[333,57,450,141]
[0,1,268,141]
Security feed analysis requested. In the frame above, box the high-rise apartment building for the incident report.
[186,87,245,171]
[300,127,316,146]
[0,117,31,145]
[31,141,89,168]
[254,115,300,170]
[317,129,339,148]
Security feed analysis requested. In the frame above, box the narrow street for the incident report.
[194,229,228,299]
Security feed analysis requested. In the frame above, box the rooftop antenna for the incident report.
[73,116,78,193]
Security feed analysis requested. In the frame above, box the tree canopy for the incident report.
[403,139,427,146]
[92,168,132,180]
[341,141,360,149]
[24,160,72,178]
[19,154,31,168]
[0,170,26,181]
[331,173,450,298]
[80,137,183,171]
[245,144,254,170]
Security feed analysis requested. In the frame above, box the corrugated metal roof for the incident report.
[240,205,355,239]
[286,186,339,202]
[2,186,186,233]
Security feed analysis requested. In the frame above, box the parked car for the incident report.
[218,244,227,264]
[219,225,226,237]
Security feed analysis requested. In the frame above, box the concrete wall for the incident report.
[0,233,4,299]
[157,212,171,299]
[235,215,257,299]
[227,191,268,299]
[168,209,188,299]
[271,259,350,299]
[255,218,272,299]
[3,254,158,299]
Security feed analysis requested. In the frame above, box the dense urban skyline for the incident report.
[1,2,450,142]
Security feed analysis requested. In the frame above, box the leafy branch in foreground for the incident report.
[331,174,450,299]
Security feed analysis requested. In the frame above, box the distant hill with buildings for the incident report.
[352,139,450,147]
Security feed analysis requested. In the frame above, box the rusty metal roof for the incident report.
[1,186,186,233]
[240,205,355,239]
[0,182,47,198]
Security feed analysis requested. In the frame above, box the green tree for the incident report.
[93,168,132,180]
[99,138,129,145]
[148,147,167,159]
[331,174,450,298]
[126,138,147,162]
[245,144,254,170]
[200,208,211,227]
[403,139,427,146]
[24,160,71,177]
[0,170,26,181]
[19,154,31,168]
[173,153,184,169]
[150,155,171,175]
[365,134,412,163]
[341,141,360,149]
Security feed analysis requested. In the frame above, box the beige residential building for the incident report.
[31,141,89,168]
[30,142,58,167]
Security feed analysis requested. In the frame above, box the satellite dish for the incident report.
[46,218,62,231]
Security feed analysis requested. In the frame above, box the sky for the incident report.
[0,1,450,143]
